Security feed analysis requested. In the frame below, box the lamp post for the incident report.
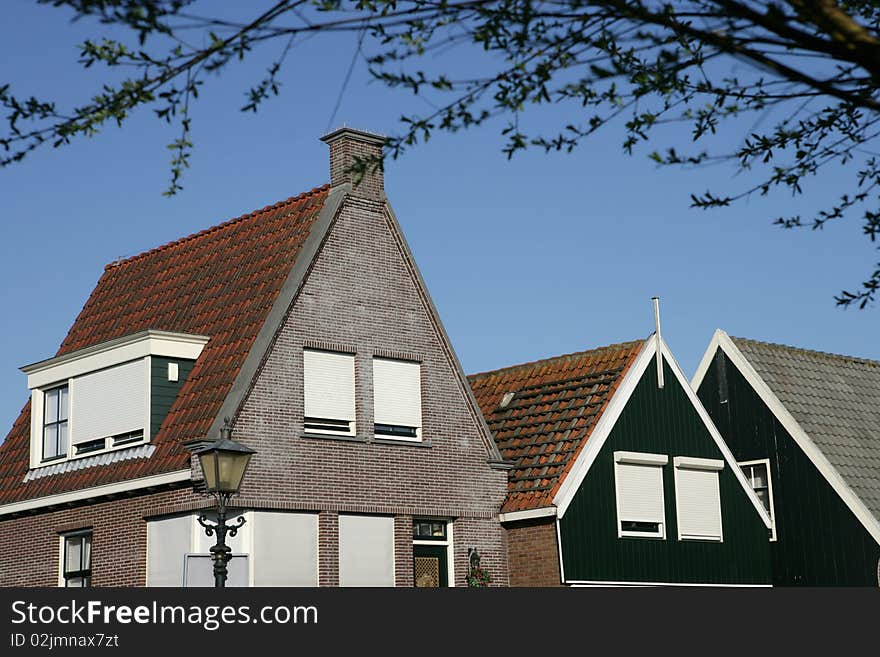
[194,418,256,588]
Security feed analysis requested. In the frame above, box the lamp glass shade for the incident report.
[198,448,252,494]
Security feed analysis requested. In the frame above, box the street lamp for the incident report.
[194,418,256,588]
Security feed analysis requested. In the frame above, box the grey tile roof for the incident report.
[730,337,880,522]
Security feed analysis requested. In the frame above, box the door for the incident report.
[413,545,447,588]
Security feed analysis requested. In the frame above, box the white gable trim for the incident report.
[553,337,655,517]
[498,507,557,523]
[0,469,192,517]
[552,334,771,530]
[691,329,880,545]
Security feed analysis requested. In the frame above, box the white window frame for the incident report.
[673,456,724,542]
[372,357,423,442]
[58,529,92,588]
[739,458,777,541]
[302,348,357,436]
[613,451,668,539]
[412,519,455,588]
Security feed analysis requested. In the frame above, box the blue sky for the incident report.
[1,2,877,438]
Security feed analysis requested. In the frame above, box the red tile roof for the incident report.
[0,185,329,506]
[468,341,644,512]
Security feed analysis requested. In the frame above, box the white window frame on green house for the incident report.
[739,458,777,541]
[673,456,724,542]
[613,451,668,539]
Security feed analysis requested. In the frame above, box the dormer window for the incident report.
[23,330,208,470]
[42,385,68,461]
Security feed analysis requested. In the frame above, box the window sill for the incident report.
[678,535,723,542]
[372,437,433,448]
[301,432,366,444]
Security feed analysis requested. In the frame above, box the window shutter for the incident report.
[676,467,723,540]
[303,350,355,422]
[253,512,318,586]
[616,462,665,524]
[338,515,395,587]
[373,358,422,429]
[70,359,146,445]
[147,515,191,586]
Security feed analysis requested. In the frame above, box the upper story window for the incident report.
[673,456,724,542]
[42,385,69,461]
[23,330,207,469]
[613,451,668,539]
[61,531,92,588]
[373,357,422,441]
[740,459,777,541]
[303,349,356,435]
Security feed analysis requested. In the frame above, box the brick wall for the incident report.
[505,518,562,587]
[0,487,193,587]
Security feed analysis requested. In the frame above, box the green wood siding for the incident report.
[559,358,772,584]
[698,349,880,586]
[150,357,195,440]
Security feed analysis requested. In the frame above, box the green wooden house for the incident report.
[693,330,880,586]
[469,333,773,586]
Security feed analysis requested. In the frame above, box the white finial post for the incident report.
[652,297,664,389]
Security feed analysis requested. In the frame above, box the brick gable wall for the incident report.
[227,194,509,586]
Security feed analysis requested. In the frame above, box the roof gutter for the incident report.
[498,506,557,523]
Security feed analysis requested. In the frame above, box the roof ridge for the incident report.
[731,335,880,368]
[467,338,646,380]
[104,184,329,271]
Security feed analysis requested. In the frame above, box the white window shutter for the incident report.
[70,359,146,444]
[252,512,318,586]
[373,358,422,429]
[303,350,355,421]
[146,515,191,586]
[676,467,723,540]
[616,462,665,524]
[338,515,395,587]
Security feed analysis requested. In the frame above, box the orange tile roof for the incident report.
[468,341,644,512]
[0,185,329,506]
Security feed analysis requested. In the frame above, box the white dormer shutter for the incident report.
[373,358,421,430]
[70,358,146,445]
[303,349,355,422]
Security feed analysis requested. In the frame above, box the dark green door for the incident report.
[413,545,448,587]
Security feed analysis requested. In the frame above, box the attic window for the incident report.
[499,392,515,409]
[42,385,69,462]
[22,330,207,470]
[673,456,724,542]
[614,451,668,539]
[303,349,356,436]
[373,357,422,441]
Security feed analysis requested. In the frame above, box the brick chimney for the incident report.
[321,127,386,201]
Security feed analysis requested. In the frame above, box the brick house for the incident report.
[468,333,773,586]
[0,127,510,588]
